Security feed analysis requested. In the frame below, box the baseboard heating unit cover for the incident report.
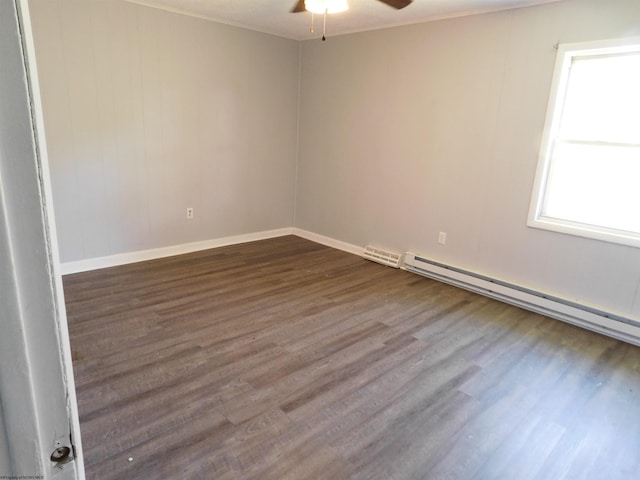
[363,246,402,268]
[404,252,640,347]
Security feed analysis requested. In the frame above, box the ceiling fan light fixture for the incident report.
[304,0,349,14]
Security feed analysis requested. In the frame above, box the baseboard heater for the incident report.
[404,253,640,347]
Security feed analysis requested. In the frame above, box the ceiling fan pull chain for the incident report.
[310,12,314,32]
[322,9,326,41]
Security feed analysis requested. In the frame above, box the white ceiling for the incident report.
[125,0,565,41]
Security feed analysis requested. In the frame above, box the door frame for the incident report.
[0,1,84,478]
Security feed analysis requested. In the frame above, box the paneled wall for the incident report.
[295,0,640,320]
[29,0,299,263]
[30,0,640,321]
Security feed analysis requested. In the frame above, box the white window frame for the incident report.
[528,37,640,248]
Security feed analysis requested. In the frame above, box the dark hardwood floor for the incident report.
[63,235,640,479]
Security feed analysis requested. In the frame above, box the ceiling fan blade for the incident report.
[291,0,306,13]
[377,0,412,9]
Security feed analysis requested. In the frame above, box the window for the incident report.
[528,37,640,248]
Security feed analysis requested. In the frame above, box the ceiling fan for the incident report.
[292,0,412,40]
[290,0,413,13]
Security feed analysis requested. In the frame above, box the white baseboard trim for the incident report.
[292,228,363,257]
[60,228,294,275]
[61,226,640,346]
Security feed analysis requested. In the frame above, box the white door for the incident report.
[0,1,83,478]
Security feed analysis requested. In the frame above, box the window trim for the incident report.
[527,37,640,249]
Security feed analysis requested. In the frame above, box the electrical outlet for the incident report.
[438,232,447,245]
[186,208,194,219]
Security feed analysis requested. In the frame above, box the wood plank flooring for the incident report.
[63,235,640,479]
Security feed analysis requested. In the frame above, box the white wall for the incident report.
[28,0,299,263]
[296,0,640,320]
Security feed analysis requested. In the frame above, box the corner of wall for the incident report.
[292,40,303,229]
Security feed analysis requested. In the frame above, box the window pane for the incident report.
[542,141,640,233]
[559,53,640,144]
